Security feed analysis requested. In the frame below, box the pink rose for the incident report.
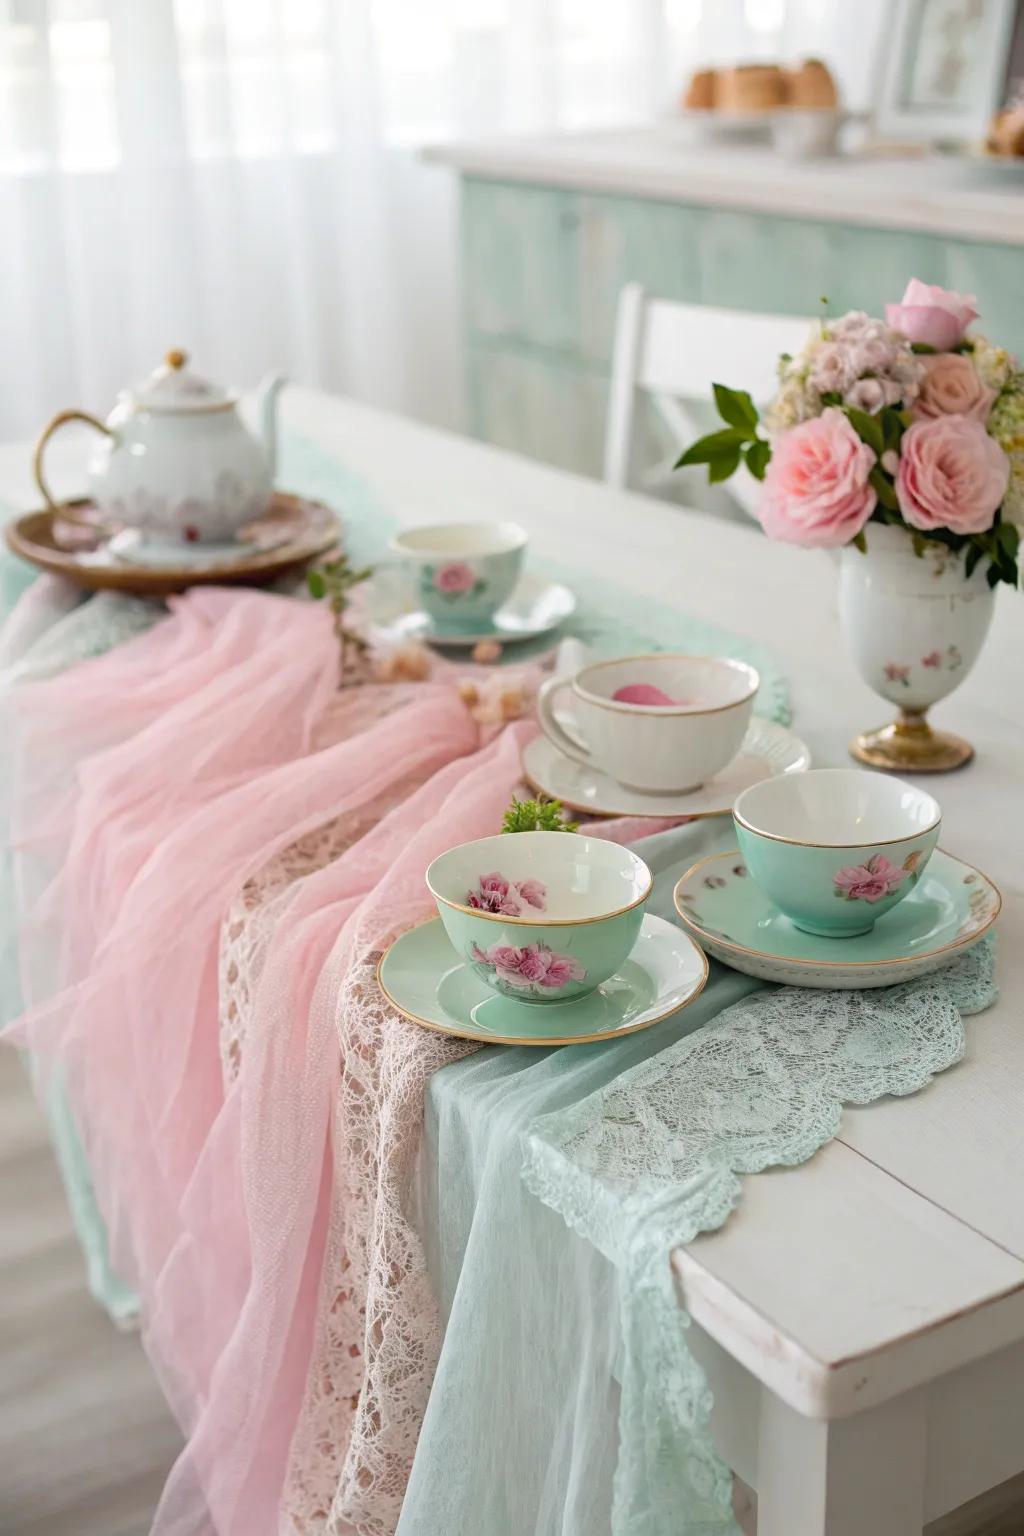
[759,407,877,549]
[516,878,547,911]
[434,561,476,594]
[914,352,995,423]
[885,279,978,351]
[896,416,1009,535]
[833,854,909,903]
[468,871,520,915]
[471,941,585,990]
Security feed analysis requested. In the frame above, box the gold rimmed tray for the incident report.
[4,491,341,597]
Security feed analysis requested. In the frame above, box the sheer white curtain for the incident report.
[0,0,883,442]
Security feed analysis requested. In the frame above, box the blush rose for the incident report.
[885,279,978,351]
[434,562,476,594]
[914,352,995,423]
[759,407,877,549]
[896,416,1009,535]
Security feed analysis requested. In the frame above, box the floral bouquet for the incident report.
[679,279,1022,589]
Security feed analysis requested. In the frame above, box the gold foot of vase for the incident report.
[850,709,974,774]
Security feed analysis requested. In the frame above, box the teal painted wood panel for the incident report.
[460,178,1024,476]
[466,342,606,476]
[943,240,1024,358]
[462,179,581,352]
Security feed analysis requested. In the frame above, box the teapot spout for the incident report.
[256,374,286,480]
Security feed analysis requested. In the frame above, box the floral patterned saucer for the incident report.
[673,848,1000,989]
[521,718,810,819]
[366,571,577,648]
[376,913,707,1046]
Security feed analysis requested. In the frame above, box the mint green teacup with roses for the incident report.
[733,769,941,938]
[391,521,527,633]
[426,831,651,1004]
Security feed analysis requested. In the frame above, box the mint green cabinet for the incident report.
[459,175,1024,478]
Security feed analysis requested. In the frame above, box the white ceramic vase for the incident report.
[838,522,996,772]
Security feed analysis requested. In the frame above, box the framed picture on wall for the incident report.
[875,0,1019,142]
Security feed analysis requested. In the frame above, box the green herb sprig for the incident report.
[307,554,375,687]
[501,795,578,834]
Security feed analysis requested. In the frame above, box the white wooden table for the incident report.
[4,390,1024,1535]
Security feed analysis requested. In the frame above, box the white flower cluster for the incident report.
[988,372,1024,533]
[968,333,1016,394]
[764,310,924,435]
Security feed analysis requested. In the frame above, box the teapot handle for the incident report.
[33,410,115,520]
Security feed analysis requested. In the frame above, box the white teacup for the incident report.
[536,654,759,793]
[390,521,527,632]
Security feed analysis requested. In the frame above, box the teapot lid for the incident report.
[126,350,237,413]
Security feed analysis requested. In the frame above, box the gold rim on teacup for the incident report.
[571,654,760,717]
[672,848,1001,969]
[733,798,939,847]
[374,920,709,1047]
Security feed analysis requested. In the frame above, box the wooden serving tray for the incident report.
[4,491,341,597]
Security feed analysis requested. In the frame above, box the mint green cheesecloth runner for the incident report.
[400,816,995,1536]
[1,435,997,1534]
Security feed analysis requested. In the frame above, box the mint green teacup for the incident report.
[733,768,941,938]
[391,521,526,633]
[426,830,651,1003]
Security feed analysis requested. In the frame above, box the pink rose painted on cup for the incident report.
[914,352,995,423]
[759,407,877,549]
[833,854,909,904]
[470,940,586,992]
[896,416,1009,535]
[434,562,477,595]
[467,871,547,916]
[885,279,978,351]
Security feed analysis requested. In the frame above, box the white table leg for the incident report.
[756,1389,927,1536]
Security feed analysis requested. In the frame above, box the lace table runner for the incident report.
[0,443,796,1536]
[397,818,997,1536]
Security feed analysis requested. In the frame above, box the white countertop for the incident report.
[426,128,1024,245]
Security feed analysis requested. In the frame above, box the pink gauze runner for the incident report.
[5,585,664,1536]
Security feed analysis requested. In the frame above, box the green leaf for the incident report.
[845,406,885,456]
[819,390,842,407]
[987,562,1001,589]
[675,427,748,469]
[965,542,983,578]
[744,438,771,481]
[881,407,905,454]
[851,530,868,554]
[712,383,758,434]
[869,467,900,511]
[708,446,743,483]
[306,569,326,599]
[996,520,1020,556]
[911,342,937,354]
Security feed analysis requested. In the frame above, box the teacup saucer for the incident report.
[377,913,708,1045]
[673,848,1000,989]
[366,571,577,648]
[521,718,810,820]
[108,529,291,568]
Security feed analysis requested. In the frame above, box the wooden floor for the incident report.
[0,1047,180,1536]
[2,1044,1023,1536]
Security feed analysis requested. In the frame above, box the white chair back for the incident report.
[604,283,812,516]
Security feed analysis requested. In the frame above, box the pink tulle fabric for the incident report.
[5,585,683,1535]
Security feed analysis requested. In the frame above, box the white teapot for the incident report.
[34,351,285,545]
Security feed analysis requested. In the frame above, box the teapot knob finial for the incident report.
[165,348,188,370]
